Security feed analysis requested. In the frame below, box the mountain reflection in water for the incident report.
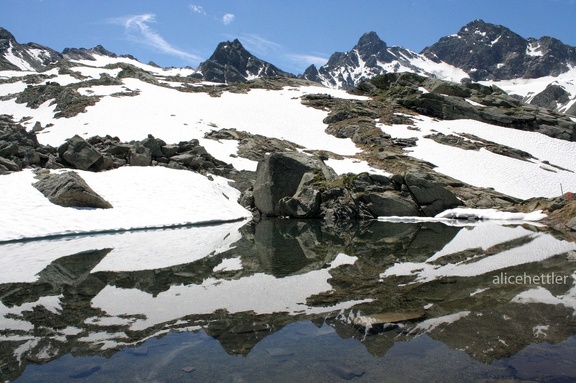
[1,219,576,382]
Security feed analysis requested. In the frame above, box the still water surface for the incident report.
[2,219,576,382]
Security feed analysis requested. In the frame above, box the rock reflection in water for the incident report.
[1,219,576,382]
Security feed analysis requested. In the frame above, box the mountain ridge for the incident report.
[421,19,576,81]
[1,20,575,115]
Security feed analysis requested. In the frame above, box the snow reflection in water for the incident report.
[1,219,576,382]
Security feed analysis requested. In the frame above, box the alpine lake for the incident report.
[2,218,576,383]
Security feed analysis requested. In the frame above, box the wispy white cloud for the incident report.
[189,4,206,15]
[286,53,328,67]
[222,13,235,25]
[108,13,201,62]
[227,33,328,70]
[236,33,281,53]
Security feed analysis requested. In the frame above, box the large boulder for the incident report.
[358,191,421,217]
[404,171,463,216]
[58,135,103,170]
[253,152,337,217]
[33,171,113,209]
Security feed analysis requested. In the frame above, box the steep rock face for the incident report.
[422,19,576,81]
[303,31,460,90]
[198,39,293,83]
[0,27,62,71]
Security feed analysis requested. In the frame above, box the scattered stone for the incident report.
[128,142,151,166]
[0,155,20,172]
[33,171,113,209]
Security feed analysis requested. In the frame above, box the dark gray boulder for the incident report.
[253,152,337,217]
[358,191,421,217]
[58,135,103,170]
[33,171,113,209]
[128,143,152,166]
[0,156,20,172]
[404,171,463,216]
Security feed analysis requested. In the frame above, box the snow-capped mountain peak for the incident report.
[0,27,62,71]
[302,31,467,89]
[422,19,576,81]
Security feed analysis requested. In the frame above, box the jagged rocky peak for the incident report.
[0,26,17,44]
[422,19,576,81]
[421,19,527,80]
[356,31,388,56]
[0,27,62,71]
[302,64,320,82]
[197,38,292,83]
[308,30,453,90]
[62,44,118,61]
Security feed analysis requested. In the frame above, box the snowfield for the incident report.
[0,166,251,242]
[378,116,576,199]
[480,66,576,114]
[1,54,575,245]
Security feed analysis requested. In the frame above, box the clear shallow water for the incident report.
[2,219,576,382]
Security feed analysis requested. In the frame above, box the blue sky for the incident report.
[2,0,575,74]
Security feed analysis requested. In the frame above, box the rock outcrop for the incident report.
[365,72,576,141]
[0,115,234,176]
[249,152,462,220]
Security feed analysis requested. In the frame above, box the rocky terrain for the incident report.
[422,19,576,81]
[2,67,576,234]
[1,21,576,382]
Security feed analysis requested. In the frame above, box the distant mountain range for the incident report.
[1,19,575,115]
